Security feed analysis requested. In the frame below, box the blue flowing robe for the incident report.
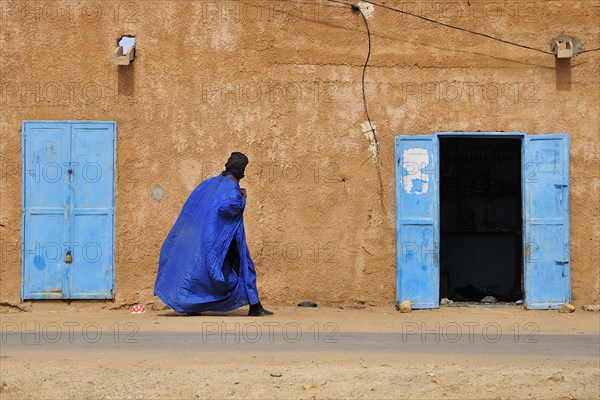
[154,175,259,313]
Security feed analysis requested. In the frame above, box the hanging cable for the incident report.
[353,4,378,155]
[331,1,386,211]
[328,0,599,56]
[354,4,386,213]
[359,0,553,55]
[327,0,354,6]
[579,48,600,54]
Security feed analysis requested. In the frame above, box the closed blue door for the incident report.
[523,134,570,309]
[395,136,440,308]
[22,121,116,299]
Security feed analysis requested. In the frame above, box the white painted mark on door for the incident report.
[402,147,429,195]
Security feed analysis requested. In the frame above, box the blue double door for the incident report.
[395,133,570,309]
[22,121,116,299]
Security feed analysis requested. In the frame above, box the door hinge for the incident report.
[554,184,568,188]
[554,260,569,264]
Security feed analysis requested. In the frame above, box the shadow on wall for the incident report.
[118,63,135,97]
[555,58,571,91]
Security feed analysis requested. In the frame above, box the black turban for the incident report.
[223,152,249,181]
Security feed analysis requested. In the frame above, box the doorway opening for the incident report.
[439,137,523,303]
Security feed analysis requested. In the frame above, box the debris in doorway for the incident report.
[399,300,412,313]
[131,304,146,314]
[298,301,318,307]
[440,297,453,305]
[481,296,498,304]
[454,285,515,303]
[558,303,576,313]
[454,285,487,301]
[582,305,600,312]
[516,300,524,305]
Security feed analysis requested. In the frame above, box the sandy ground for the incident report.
[1,304,599,399]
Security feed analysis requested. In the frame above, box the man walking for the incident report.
[154,152,272,316]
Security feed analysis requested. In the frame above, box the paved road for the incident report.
[2,328,598,358]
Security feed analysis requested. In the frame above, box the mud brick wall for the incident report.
[1,1,598,305]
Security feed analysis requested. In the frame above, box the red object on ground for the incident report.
[131,304,146,314]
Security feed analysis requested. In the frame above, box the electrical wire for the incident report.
[579,48,600,54]
[324,0,596,214]
[327,1,597,143]
[355,4,387,213]
[359,0,553,55]
[329,0,600,57]
[356,7,378,155]
[331,1,379,153]
[326,0,355,6]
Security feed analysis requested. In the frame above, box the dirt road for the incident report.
[1,305,599,399]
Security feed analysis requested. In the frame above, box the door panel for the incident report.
[70,124,115,299]
[70,213,113,298]
[22,123,70,299]
[71,125,115,208]
[395,136,439,309]
[23,124,71,209]
[523,135,570,309]
[23,213,69,298]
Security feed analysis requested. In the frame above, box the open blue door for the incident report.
[395,136,439,308]
[523,134,570,309]
[22,121,116,299]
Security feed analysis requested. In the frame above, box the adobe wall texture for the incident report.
[1,0,598,306]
